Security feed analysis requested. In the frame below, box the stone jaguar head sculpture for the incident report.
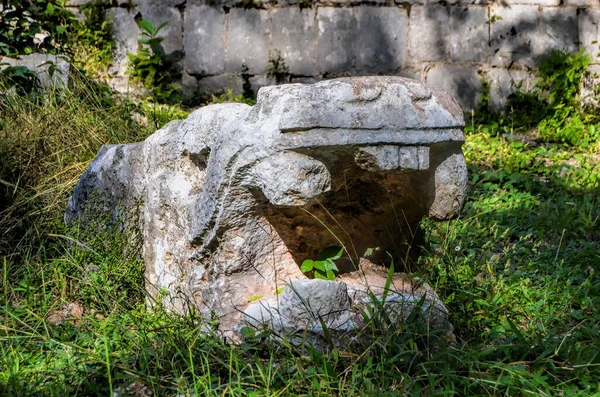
[66,77,467,339]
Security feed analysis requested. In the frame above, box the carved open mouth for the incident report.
[249,142,460,274]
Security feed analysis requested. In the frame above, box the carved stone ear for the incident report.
[247,151,331,206]
[428,151,468,220]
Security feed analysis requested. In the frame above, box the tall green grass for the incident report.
[0,71,188,261]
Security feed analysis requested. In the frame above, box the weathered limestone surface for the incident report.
[579,9,600,63]
[449,6,490,62]
[270,8,317,76]
[106,8,139,79]
[409,6,449,62]
[354,7,408,73]
[137,5,184,58]
[490,5,539,68]
[535,8,578,58]
[244,260,455,348]
[316,8,355,75]
[67,77,468,341]
[427,65,482,111]
[225,9,270,74]
[0,54,70,88]
[567,0,600,6]
[486,68,536,110]
[184,5,225,75]
[507,0,559,5]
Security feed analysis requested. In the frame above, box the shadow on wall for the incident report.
[425,3,581,110]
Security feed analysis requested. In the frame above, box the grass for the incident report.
[1,66,600,395]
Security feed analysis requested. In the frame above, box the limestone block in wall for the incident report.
[565,0,600,7]
[184,6,225,76]
[579,9,600,63]
[499,0,559,5]
[449,6,490,63]
[534,8,578,59]
[409,6,449,62]
[397,0,490,4]
[225,9,269,75]
[0,54,70,88]
[354,7,407,74]
[486,68,535,110]
[490,5,538,68]
[427,65,482,110]
[137,5,184,59]
[316,8,355,76]
[135,0,186,5]
[271,8,317,76]
[106,8,139,78]
[188,0,243,5]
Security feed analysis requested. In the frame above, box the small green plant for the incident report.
[487,14,503,24]
[70,0,114,75]
[139,101,189,130]
[535,49,598,145]
[301,246,343,280]
[0,0,74,57]
[0,65,41,97]
[209,88,255,106]
[472,49,599,146]
[266,50,290,85]
[127,19,180,103]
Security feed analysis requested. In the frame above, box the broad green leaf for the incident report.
[300,259,314,273]
[312,260,326,272]
[319,246,343,261]
[139,19,154,34]
[239,326,255,338]
[323,259,338,272]
[148,38,163,48]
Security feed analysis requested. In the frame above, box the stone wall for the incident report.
[66,0,600,110]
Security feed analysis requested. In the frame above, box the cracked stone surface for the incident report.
[66,77,468,341]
